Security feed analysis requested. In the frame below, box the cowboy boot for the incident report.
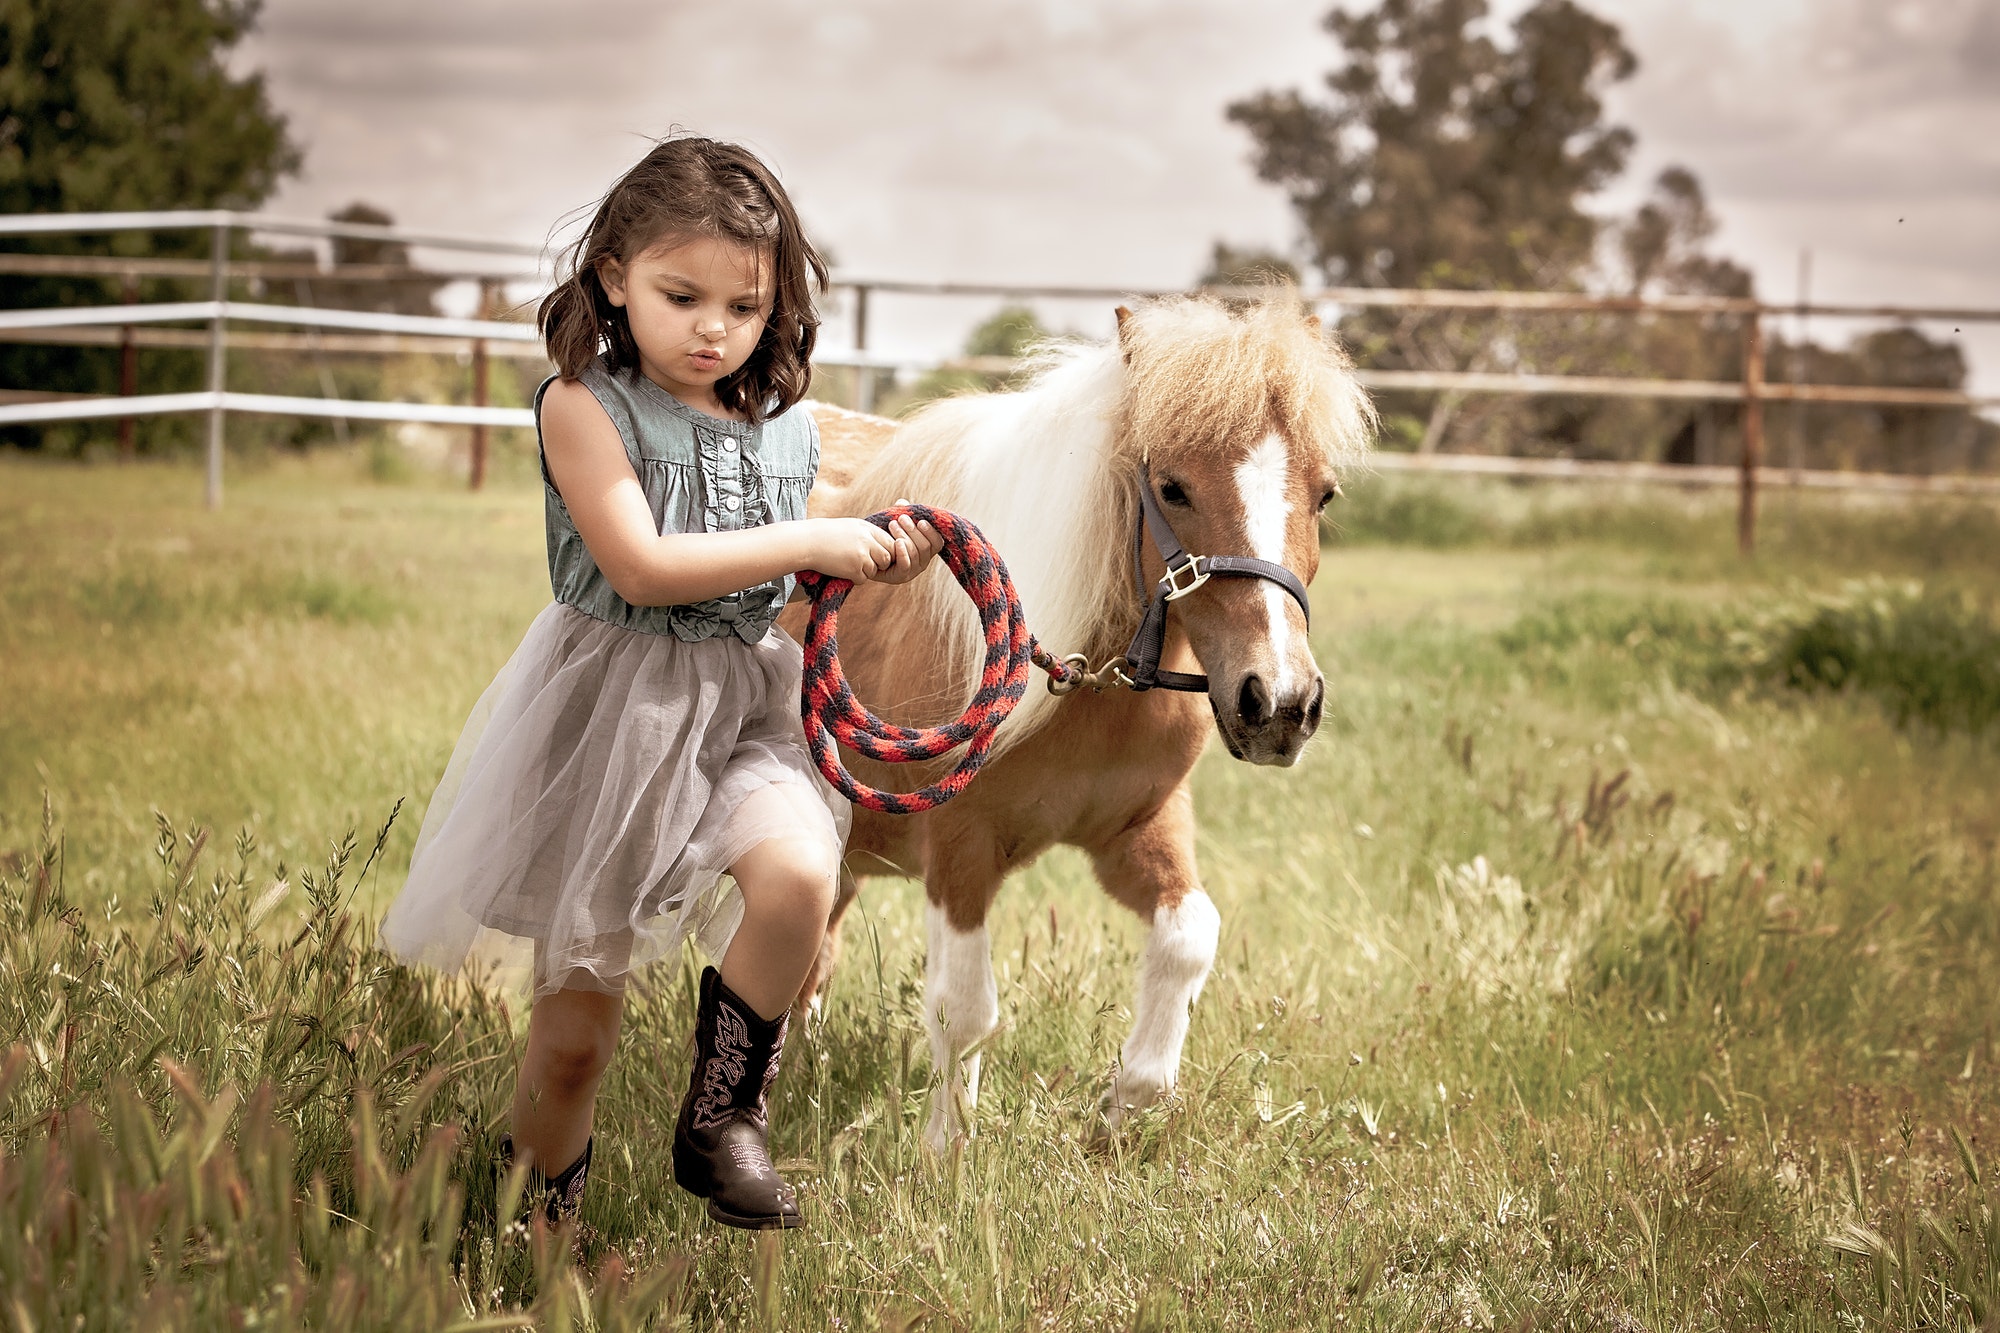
[497,1132,593,1226]
[672,966,803,1229]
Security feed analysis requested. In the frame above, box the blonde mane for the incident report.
[838,292,1375,757]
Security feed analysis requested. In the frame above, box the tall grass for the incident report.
[5,452,2000,1327]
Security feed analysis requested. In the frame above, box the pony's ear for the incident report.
[1303,312,1323,335]
[1114,305,1134,362]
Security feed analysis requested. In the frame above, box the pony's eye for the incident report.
[1316,483,1343,512]
[1159,478,1190,508]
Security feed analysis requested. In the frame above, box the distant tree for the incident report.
[1197,242,1302,289]
[303,202,445,318]
[896,304,1051,414]
[0,0,300,450]
[961,304,1047,360]
[1617,167,1751,300]
[1228,0,1635,293]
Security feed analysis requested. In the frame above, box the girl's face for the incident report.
[600,235,772,415]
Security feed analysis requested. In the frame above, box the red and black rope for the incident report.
[795,503,1077,814]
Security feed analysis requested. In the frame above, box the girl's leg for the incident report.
[672,829,838,1230]
[719,834,839,1020]
[510,986,625,1173]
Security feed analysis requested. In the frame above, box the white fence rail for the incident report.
[5,210,2000,538]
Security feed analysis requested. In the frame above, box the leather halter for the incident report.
[1118,463,1312,693]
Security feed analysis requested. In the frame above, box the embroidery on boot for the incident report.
[757,1011,789,1104]
[728,1141,772,1176]
[691,1000,751,1130]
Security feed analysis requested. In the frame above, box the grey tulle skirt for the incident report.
[379,602,850,997]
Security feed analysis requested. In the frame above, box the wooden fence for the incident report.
[3,210,1996,551]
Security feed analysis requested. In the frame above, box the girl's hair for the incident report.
[538,135,828,422]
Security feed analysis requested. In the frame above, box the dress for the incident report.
[378,357,850,997]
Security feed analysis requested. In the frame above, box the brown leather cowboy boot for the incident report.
[672,966,802,1229]
[497,1132,593,1226]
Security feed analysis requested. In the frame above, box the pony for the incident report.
[784,293,1375,1149]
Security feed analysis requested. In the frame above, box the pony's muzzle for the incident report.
[1221,670,1324,765]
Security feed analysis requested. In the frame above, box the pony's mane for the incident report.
[838,292,1375,757]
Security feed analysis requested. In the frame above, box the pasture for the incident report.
[5,450,2000,1329]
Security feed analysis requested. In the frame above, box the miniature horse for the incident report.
[783,294,1375,1149]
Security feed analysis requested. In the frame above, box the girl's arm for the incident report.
[542,378,898,606]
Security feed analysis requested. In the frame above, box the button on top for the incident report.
[723,438,738,453]
[724,496,741,512]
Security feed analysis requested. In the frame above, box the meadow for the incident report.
[4,448,2000,1330]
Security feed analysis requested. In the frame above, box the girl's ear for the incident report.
[598,257,629,308]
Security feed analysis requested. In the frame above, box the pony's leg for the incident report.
[921,841,1001,1153]
[1089,786,1220,1134]
[795,861,861,1019]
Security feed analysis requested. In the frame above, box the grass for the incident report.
[4,452,2000,1328]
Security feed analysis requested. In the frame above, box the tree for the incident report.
[896,305,1051,413]
[1228,0,1635,293]
[0,0,300,449]
[1196,242,1301,289]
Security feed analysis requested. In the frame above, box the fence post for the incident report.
[118,271,138,459]
[1737,309,1764,556]
[852,284,874,413]
[204,222,228,509]
[469,278,495,491]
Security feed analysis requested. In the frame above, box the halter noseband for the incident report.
[1054,463,1311,695]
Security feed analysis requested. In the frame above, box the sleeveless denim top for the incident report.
[533,357,820,644]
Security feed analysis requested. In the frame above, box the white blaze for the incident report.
[1232,431,1297,698]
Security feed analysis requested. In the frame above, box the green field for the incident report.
[5,451,2000,1329]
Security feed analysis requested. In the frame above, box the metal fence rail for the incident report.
[5,209,1998,541]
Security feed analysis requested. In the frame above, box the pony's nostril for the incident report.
[1238,674,1272,728]
[1304,678,1325,731]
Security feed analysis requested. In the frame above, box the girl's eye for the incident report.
[1159,478,1190,508]
[665,291,695,305]
[732,304,760,317]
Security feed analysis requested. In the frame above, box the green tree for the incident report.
[1228,0,1635,292]
[1196,242,1301,290]
[0,0,300,450]
[895,304,1051,413]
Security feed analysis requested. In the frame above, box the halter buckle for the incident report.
[1159,557,1210,602]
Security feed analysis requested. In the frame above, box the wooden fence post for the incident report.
[852,284,874,413]
[1737,310,1764,556]
[469,279,496,491]
[118,271,137,458]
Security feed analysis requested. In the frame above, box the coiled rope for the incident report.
[795,503,1078,814]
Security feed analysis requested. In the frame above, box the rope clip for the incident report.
[1046,653,1134,696]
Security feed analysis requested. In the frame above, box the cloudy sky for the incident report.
[237,0,2000,391]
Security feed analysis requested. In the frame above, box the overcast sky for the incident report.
[237,0,2000,391]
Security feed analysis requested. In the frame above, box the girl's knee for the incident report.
[528,993,623,1092]
[535,1023,618,1092]
[741,846,838,927]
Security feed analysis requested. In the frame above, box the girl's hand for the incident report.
[802,517,898,583]
[872,500,944,586]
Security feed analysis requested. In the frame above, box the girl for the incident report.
[380,136,939,1231]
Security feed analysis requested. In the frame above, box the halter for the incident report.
[1050,463,1312,695]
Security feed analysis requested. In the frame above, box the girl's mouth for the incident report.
[690,349,723,370]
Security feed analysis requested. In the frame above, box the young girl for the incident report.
[380,136,939,1231]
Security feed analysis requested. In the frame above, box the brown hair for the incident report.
[538,135,828,422]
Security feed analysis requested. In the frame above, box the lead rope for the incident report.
[795,503,1079,814]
